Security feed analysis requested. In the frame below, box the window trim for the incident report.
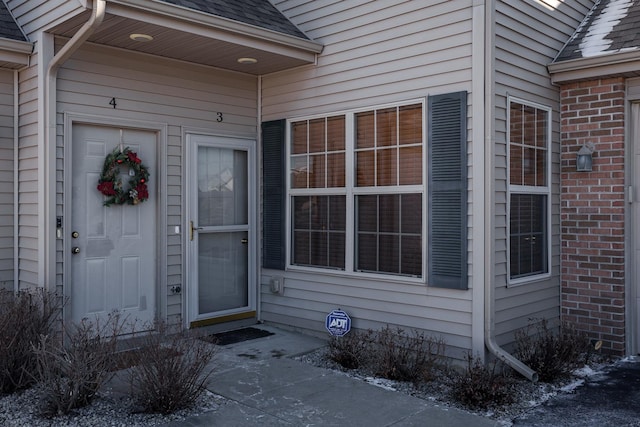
[507,96,552,286]
[284,98,427,283]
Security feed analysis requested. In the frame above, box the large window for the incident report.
[508,98,550,281]
[289,102,424,277]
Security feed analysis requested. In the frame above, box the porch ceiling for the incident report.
[48,4,322,75]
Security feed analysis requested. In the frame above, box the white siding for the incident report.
[17,54,38,288]
[492,0,595,346]
[0,71,14,290]
[262,0,475,356]
[56,43,257,324]
[5,0,84,38]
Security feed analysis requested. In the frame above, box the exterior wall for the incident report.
[560,78,626,355]
[5,0,83,36]
[0,70,14,290]
[262,0,476,356]
[56,43,257,324]
[492,0,594,347]
[17,52,38,287]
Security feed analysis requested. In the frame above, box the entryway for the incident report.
[70,124,158,330]
[632,103,640,354]
[186,133,256,327]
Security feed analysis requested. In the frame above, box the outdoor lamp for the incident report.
[576,142,595,172]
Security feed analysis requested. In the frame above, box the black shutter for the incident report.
[262,119,286,270]
[428,92,468,289]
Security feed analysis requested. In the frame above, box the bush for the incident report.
[327,329,374,370]
[449,353,516,410]
[32,313,123,416]
[0,289,63,394]
[125,320,217,414]
[327,325,446,384]
[514,318,592,383]
[373,326,446,383]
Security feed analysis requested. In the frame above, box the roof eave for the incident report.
[108,0,323,54]
[0,37,33,69]
[549,49,640,84]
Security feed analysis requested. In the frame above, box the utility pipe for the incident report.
[42,0,106,287]
[481,0,537,382]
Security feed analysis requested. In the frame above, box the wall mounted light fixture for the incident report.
[576,142,595,172]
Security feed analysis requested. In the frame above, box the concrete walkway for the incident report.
[161,325,499,426]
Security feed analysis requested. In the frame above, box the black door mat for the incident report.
[201,327,274,346]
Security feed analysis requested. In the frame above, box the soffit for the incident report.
[47,2,322,75]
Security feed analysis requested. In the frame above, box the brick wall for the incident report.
[560,77,626,355]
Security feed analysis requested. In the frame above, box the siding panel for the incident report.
[0,71,14,290]
[493,0,594,347]
[56,43,257,322]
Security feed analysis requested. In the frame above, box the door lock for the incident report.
[71,231,79,238]
[71,247,80,254]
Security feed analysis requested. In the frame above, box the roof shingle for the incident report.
[555,0,640,62]
[0,0,27,42]
[158,0,308,39]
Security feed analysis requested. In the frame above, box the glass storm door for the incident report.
[188,135,255,324]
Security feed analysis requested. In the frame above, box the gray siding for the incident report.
[0,70,14,290]
[262,0,476,356]
[17,53,38,288]
[56,42,257,324]
[5,0,83,37]
[492,0,594,345]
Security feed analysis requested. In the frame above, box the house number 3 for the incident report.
[216,112,223,122]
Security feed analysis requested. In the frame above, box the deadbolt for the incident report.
[71,247,80,254]
[71,231,79,238]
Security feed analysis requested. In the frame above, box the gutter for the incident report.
[482,0,538,382]
[42,0,106,288]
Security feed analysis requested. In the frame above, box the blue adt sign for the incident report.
[325,309,351,336]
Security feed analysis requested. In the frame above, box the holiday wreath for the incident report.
[97,146,150,206]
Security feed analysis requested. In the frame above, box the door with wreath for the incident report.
[70,124,157,331]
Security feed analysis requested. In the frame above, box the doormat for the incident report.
[201,327,274,346]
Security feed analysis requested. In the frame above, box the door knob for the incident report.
[71,231,79,238]
[72,247,80,254]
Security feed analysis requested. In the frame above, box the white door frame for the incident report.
[185,132,258,327]
[63,113,168,325]
[629,103,640,355]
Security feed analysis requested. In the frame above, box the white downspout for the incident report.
[42,0,106,288]
[256,74,262,322]
[482,0,537,382]
[13,70,19,292]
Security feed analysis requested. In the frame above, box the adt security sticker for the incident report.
[325,309,351,336]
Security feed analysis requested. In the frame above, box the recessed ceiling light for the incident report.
[237,57,258,64]
[130,33,153,42]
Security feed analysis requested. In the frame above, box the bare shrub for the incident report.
[327,329,375,370]
[514,318,592,383]
[0,289,63,394]
[32,313,124,416]
[372,326,446,384]
[125,320,217,414]
[449,353,516,410]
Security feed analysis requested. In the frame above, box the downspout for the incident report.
[256,74,262,322]
[482,0,537,382]
[13,70,19,292]
[43,0,106,288]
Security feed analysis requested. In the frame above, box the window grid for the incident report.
[508,97,551,282]
[289,101,424,278]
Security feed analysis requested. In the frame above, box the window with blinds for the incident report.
[508,98,551,282]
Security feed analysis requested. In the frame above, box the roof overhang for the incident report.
[49,0,323,75]
[0,37,32,70]
[549,49,640,84]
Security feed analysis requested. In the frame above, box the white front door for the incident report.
[187,134,256,325]
[70,125,157,329]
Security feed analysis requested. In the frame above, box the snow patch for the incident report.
[579,0,634,57]
[363,376,397,391]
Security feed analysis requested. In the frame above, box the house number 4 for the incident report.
[109,97,117,109]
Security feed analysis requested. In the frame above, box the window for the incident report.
[289,102,424,277]
[263,91,467,288]
[508,98,550,281]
